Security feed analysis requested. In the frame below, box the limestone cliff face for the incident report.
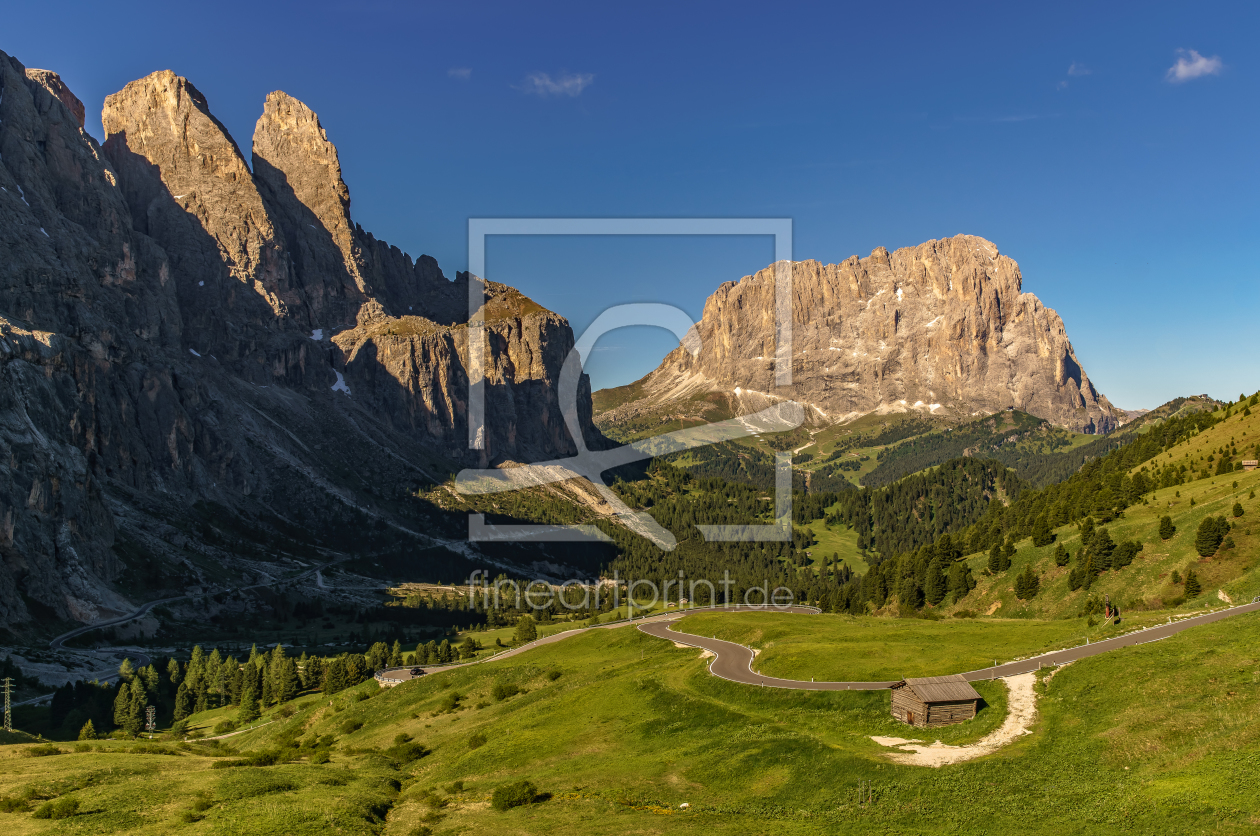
[611,236,1117,434]
[0,54,598,629]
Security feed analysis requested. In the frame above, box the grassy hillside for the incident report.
[943,398,1260,620]
[3,606,1259,834]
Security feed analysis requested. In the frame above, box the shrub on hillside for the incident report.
[468,731,487,750]
[491,780,541,811]
[24,744,61,757]
[491,682,522,701]
[32,797,79,819]
[385,741,430,764]
[1159,515,1176,540]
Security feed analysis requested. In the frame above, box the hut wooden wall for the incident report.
[925,701,977,727]
[891,689,928,725]
[891,691,978,728]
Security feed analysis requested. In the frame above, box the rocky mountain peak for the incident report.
[601,234,1118,434]
[0,49,604,630]
[24,69,85,128]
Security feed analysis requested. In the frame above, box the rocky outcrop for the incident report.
[602,236,1118,434]
[23,69,84,128]
[0,53,599,630]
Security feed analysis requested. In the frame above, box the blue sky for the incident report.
[6,1,1257,408]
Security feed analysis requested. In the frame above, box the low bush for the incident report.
[24,744,61,757]
[385,741,430,765]
[491,780,540,811]
[340,719,364,734]
[210,748,288,769]
[32,797,79,820]
[546,670,562,681]
[468,731,487,750]
[491,682,521,701]
[0,796,29,813]
[310,749,331,764]
[214,719,238,735]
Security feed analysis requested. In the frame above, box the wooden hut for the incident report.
[890,675,982,727]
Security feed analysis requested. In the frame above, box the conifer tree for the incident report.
[1067,564,1083,591]
[514,615,538,644]
[239,681,260,723]
[79,720,97,740]
[118,657,135,683]
[1014,565,1040,600]
[1233,502,1244,518]
[303,656,324,691]
[166,657,182,688]
[988,542,1002,574]
[125,685,145,735]
[1053,543,1070,567]
[173,682,192,721]
[345,654,368,684]
[946,561,976,602]
[390,640,403,667]
[1184,568,1202,598]
[1159,515,1176,540]
[1031,515,1055,547]
[1079,516,1096,545]
[1195,516,1225,557]
[274,657,299,704]
[113,682,131,728]
[898,575,923,610]
[925,557,947,606]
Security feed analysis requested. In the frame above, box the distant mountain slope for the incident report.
[860,396,1223,488]
[595,235,1119,436]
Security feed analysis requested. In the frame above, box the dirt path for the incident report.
[871,672,1039,767]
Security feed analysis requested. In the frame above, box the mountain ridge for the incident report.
[595,235,1119,437]
[0,52,600,631]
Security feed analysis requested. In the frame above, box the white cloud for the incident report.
[1166,49,1222,83]
[448,67,472,80]
[1068,62,1091,76]
[519,71,594,97]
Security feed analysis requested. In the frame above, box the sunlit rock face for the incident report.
[603,235,1117,435]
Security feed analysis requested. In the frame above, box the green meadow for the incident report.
[3,606,1259,835]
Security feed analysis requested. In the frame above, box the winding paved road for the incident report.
[638,600,1260,689]
[378,600,1260,691]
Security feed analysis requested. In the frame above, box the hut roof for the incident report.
[894,674,981,703]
